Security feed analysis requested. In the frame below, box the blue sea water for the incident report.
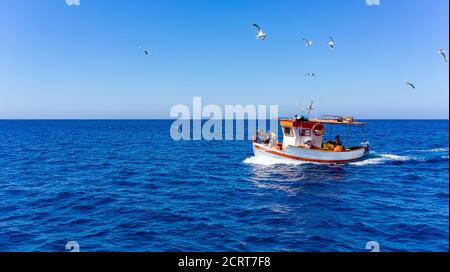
[0,120,448,252]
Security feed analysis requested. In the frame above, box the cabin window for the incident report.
[283,127,294,137]
[300,129,311,136]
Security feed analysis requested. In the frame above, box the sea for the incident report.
[0,120,448,252]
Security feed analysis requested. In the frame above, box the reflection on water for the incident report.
[244,159,351,251]
[246,158,346,195]
[247,158,346,182]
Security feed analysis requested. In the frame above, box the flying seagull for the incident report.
[253,24,267,40]
[438,49,448,63]
[303,38,313,47]
[328,36,335,51]
[307,101,315,112]
[406,81,416,89]
[302,101,315,117]
[137,44,151,56]
[305,73,316,77]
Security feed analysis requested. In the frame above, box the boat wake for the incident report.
[243,156,310,166]
[410,147,449,153]
[350,154,414,166]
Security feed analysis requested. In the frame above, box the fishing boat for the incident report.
[253,115,369,163]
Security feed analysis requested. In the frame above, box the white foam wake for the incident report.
[350,154,413,166]
[412,147,449,153]
[243,156,308,166]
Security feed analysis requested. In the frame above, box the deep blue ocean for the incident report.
[0,120,448,252]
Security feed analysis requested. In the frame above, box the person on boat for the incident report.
[332,135,343,147]
[323,137,342,150]
[332,135,344,152]
[305,140,316,149]
[256,130,271,144]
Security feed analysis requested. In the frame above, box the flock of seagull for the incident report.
[136,23,448,91]
[250,24,449,90]
[253,23,335,51]
[405,48,448,89]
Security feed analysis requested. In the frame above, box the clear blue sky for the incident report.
[0,0,448,119]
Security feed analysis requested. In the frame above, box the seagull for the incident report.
[137,44,151,56]
[253,24,267,40]
[406,81,416,89]
[305,73,316,77]
[303,38,313,47]
[307,101,315,112]
[438,49,448,63]
[304,101,315,117]
[328,36,335,51]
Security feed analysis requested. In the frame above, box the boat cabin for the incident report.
[280,119,325,149]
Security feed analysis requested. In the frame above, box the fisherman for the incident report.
[332,135,344,152]
[305,140,316,149]
[332,135,342,147]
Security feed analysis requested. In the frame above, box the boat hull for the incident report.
[253,143,368,163]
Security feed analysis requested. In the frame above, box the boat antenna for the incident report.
[315,103,318,120]
[314,95,319,120]
[314,100,319,120]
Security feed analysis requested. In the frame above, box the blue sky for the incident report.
[0,0,448,119]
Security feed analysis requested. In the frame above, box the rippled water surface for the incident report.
[0,120,448,251]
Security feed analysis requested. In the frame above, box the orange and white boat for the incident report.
[253,115,369,163]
